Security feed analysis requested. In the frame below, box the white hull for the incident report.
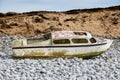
[12,39,113,58]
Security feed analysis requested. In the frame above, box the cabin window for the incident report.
[90,38,96,43]
[72,38,88,43]
[74,32,87,36]
[53,39,70,44]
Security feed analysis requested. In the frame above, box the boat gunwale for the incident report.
[12,42,107,49]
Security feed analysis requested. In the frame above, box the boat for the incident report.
[12,31,113,58]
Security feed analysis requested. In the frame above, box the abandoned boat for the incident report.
[12,31,113,58]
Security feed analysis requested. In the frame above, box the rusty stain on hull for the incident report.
[13,50,106,59]
[49,50,67,56]
[23,51,45,57]
[13,50,45,57]
[69,51,106,58]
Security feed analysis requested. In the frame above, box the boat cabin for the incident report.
[13,31,97,47]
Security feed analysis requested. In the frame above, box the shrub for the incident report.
[6,12,17,16]
[0,13,5,17]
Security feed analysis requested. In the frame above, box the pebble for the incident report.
[0,34,120,80]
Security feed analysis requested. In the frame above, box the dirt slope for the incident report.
[0,6,120,37]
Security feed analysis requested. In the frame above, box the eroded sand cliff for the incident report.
[0,6,120,37]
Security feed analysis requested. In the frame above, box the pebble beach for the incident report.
[0,34,120,80]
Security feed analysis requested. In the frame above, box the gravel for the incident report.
[0,34,120,80]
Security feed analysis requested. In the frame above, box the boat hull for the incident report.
[12,40,112,58]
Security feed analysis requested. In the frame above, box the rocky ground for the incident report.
[0,34,120,80]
